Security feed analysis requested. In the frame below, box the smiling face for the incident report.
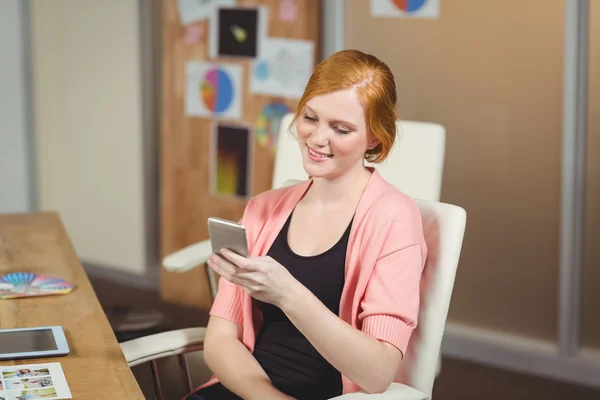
[295,89,379,180]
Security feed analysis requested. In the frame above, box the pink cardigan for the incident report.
[194,169,427,396]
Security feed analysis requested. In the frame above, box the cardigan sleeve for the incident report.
[208,277,244,325]
[358,217,425,358]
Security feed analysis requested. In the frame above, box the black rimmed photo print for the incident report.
[210,123,252,199]
[209,6,268,59]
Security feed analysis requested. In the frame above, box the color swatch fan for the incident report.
[0,272,74,299]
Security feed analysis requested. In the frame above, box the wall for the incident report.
[29,0,153,275]
[345,0,564,341]
[0,0,34,214]
[582,0,600,350]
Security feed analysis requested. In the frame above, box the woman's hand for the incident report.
[207,248,298,307]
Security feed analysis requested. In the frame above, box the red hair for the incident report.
[290,49,397,163]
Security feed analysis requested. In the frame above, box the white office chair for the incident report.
[120,198,466,400]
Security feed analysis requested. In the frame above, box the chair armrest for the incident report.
[120,327,206,367]
[162,239,212,272]
[329,383,428,400]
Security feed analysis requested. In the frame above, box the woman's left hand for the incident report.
[207,248,297,307]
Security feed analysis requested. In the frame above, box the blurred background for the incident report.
[1,0,599,398]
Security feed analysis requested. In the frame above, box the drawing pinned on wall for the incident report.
[250,38,314,99]
[255,101,291,153]
[185,61,243,119]
[177,0,237,24]
[370,0,439,18]
[183,22,205,44]
[209,6,268,59]
[211,123,252,199]
[278,0,298,22]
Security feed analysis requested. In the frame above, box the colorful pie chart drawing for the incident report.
[186,61,242,119]
[201,68,234,114]
[391,0,427,13]
[371,0,438,18]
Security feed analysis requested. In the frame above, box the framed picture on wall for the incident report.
[209,6,269,59]
[209,122,254,200]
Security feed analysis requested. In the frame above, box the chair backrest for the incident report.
[272,113,446,201]
[272,113,306,189]
[397,199,466,396]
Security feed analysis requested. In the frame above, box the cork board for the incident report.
[159,0,320,310]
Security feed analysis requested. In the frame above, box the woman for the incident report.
[186,49,427,400]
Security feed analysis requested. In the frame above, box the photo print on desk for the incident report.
[185,61,243,119]
[211,123,252,199]
[0,363,71,400]
[250,38,314,99]
[177,0,236,24]
[209,6,268,59]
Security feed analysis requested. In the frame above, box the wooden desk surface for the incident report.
[0,212,145,399]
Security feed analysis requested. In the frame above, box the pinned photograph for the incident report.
[185,61,243,119]
[278,0,298,22]
[209,6,268,59]
[183,22,205,45]
[250,38,314,99]
[177,0,236,24]
[211,123,252,199]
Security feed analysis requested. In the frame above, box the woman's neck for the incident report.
[305,165,373,208]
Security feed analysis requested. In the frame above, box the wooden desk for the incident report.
[0,212,145,399]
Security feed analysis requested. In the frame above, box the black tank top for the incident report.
[252,211,352,400]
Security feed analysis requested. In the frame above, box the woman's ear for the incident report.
[368,138,380,149]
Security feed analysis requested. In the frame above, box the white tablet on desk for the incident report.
[0,326,70,360]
